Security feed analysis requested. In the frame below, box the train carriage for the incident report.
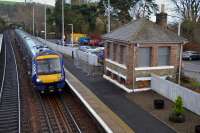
[15,29,65,93]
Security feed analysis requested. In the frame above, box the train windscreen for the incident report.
[37,58,61,75]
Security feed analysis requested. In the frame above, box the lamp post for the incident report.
[68,24,74,46]
[32,3,35,36]
[167,14,184,85]
[107,0,111,33]
[62,0,65,46]
[103,0,111,33]
[44,4,47,45]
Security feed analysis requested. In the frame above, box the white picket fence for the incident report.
[151,74,200,116]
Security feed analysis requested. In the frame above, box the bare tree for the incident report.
[171,0,200,22]
[130,0,158,20]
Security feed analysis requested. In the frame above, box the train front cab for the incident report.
[32,53,65,93]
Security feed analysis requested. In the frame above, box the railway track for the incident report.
[0,31,20,132]
[36,93,82,133]
[9,29,100,133]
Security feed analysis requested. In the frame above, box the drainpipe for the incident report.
[178,22,183,85]
[178,44,183,85]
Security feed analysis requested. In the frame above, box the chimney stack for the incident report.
[156,4,167,28]
[161,4,165,13]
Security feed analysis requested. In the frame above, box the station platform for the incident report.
[65,68,134,133]
[63,57,176,133]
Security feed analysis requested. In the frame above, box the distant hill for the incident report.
[0,2,49,33]
[0,1,23,5]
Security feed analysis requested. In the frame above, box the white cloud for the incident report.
[28,0,55,5]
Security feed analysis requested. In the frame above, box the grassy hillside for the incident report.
[0,2,48,33]
[0,1,22,5]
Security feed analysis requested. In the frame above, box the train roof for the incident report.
[15,29,56,58]
[35,49,61,57]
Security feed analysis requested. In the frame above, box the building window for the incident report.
[109,43,113,60]
[119,45,123,64]
[106,44,110,59]
[119,45,127,65]
[113,44,117,61]
[158,47,170,66]
[137,48,151,67]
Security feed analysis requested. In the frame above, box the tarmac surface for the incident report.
[183,61,200,82]
[63,56,176,133]
[183,61,200,72]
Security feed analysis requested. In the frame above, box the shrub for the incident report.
[191,81,200,88]
[173,96,184,116]
[169,96,185,123]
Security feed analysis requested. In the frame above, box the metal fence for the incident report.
[151,74,200,116]
[74,50,103,76]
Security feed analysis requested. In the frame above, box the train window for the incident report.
[37,58,61,74]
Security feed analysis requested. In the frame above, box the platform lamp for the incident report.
[61,0,65,46]
[68,24,74,47]
[44,4,47,45]
[30,0,35,36]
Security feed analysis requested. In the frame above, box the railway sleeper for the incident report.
[0,126,18,133]
[0,113,18,118]
[0,105,18,110]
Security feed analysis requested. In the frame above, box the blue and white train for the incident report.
[15,29,65,93]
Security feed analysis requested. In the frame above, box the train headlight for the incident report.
[61,74,65,80]
[36,78,41,83]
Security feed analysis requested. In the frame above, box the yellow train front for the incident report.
[32,51,65,93]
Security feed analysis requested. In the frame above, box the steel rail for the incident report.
[37,94,54,133]
[54,98,73,132]
[51,97,72,132]
[60,95,82,133]
[10,35,21,133]
[46,96,64,132]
